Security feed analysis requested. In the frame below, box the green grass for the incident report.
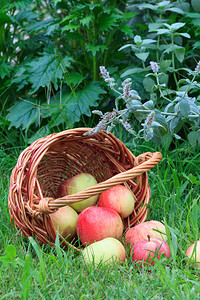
[0,141,200,300]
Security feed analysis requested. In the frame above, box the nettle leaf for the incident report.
[27,54,73,93]
[25,18,56,34]
[0,60,12,79]
[119,24,134,37]
[85,44,107,56]
[80,15,93,28]
[66,72,85,86]
[98,12,122,31]
[28,125,50,144]
[44,82,106,128]
[6,99,39,130]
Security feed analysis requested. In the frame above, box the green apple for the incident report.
[82,237,126,265]
[57,173,98,212]
[50,205,78,242]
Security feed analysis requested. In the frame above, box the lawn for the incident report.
[0,141,200,299]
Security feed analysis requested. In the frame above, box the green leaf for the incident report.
[121,67,145,77]
[5,245,16,260]
[179,99,190,117]
[135,52,149,62]
[119,24,134,37]
[0,59,12,79]
[170,22,185,31]
[66,72,85,86]
[143,77,155,92]
[98,12,121,31]
[175,47,185,63]
[27,53,73,93]
[80,15,93,28]
[44,82,106,128]
[85,44,107,56]
[134,35,142,45]
[148,23,162,32]
[28,125,50,144]
[188,131,198,147]
[155,29,170,35]
[166,7,184,14]
[25,18,56,34]
[6,99,39,130]
[62,24,80,31]
[179,32,191,38]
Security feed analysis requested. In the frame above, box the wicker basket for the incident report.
[8,128,162,250]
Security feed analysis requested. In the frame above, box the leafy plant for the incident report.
[0,0,137,145]
[85,1,200,148]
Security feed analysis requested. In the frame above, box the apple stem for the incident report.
[147,235,151,242]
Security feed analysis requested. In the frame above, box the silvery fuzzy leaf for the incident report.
[92,110,104,116]
[179,100,190,117]
[169,116,180,133]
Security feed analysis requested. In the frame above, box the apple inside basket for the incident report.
[8,128,162,250]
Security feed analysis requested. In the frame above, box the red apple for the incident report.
[57,173,98,212]
[125,220,167,245]
[131,237,171,267]
[186,240,200,268]
[50,205,78,242]
[76,206,124,245]
[98,184,135,218]
[82,237,126,265]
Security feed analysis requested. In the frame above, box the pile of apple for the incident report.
[49,172,198,267]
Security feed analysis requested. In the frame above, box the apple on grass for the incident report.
[186,240,200,268]
[57,173,98,212]
[82,237,126,265]
[98,184,135,218]
[125,220,167,246]
[131,237,171,267]
[76,206,124,245]
[49,205,78,242]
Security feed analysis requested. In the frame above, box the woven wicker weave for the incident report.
[8,128,162,250]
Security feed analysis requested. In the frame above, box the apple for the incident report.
[82,237,126,265]
[57,173,98,212]
[76,206,124,245]
[125,220,167,245]
[98,184,135,218]
[131,237,171,267]
[186,240,200,268]
[49,205,78,242]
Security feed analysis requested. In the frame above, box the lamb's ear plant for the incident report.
[85,62,200,148]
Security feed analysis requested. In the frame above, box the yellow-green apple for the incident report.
[76,206,124,245]
[82,237,126,265]
[131,237,171,267]
[49,205,78,242]
[57,173,98,212]
[186,240,200,268]
[98,184,135,218]
[125,220,167,246]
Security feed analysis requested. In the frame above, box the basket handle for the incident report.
[35,151,162,214]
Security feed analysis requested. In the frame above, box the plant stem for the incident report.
[171,35,179,89]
